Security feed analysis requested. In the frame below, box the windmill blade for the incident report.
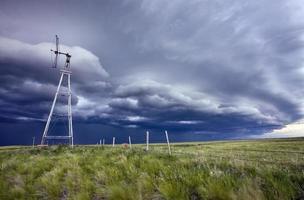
[52,35,59,68]
[53,53,58,68]
[56,35,59,53]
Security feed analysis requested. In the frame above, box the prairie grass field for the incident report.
[0,138,303,199]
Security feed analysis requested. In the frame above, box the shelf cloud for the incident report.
[0,0,304,144]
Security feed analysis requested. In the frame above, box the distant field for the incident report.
[0,138,303,199]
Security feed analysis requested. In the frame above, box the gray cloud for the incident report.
[0,0,304,140]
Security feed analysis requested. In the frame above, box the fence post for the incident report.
[146,131,149,151]
[32,137,35,148]
[165,130,171,155]
[129,136,132,148]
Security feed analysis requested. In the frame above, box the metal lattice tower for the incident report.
[41,35,74,147]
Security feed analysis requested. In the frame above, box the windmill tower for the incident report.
[40,35,74,147]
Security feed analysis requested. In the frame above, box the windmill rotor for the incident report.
[50,35,72,69]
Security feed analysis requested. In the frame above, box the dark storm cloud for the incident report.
[0,0,304,140]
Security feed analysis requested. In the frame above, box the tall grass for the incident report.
[0,139,303,199]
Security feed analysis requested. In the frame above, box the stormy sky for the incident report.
[1,0,304,145]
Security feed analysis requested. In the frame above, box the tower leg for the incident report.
[67,73,74,147]
[41,72,64,145]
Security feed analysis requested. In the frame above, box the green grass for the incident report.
[0,138,303,199]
